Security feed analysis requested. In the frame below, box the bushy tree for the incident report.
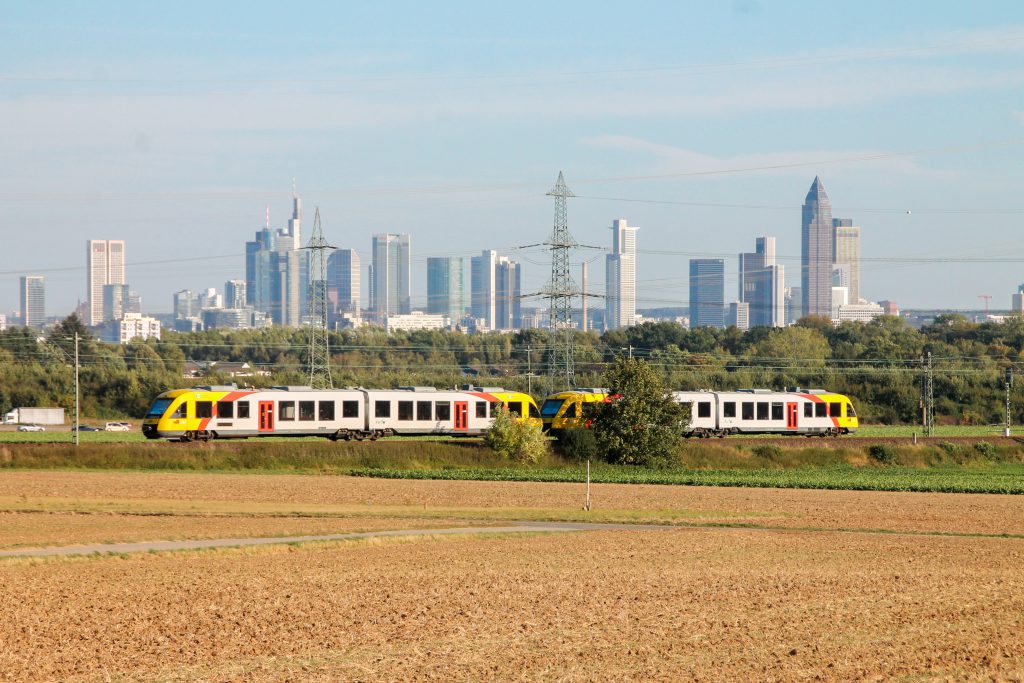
[589,357,687,468]
[484,406,549,464]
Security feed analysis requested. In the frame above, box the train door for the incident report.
[259,401,275,432]
[454,401,468,431]
[786,402,798,430]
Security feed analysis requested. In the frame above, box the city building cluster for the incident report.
[16,174,1024,342]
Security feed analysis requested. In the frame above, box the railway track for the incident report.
[707,435,1022,447]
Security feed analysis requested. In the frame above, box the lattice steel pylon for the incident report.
[543,171,579,391]
[303,207,336,389]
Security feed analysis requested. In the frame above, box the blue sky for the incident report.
[3,1,1024,316]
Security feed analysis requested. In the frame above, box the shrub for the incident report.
[974,441,996,458]
[868,444,896,465]
[751,444,782,461]
[484,407,549,464]
[937,441,966,463]
[557,428,599,461]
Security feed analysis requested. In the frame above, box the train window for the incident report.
[299,401,315,421]
[529,403,540,418]
[564,403,578,418]
[417,401,433,421]
[829,402,841,417]
[476,402,487,418]
[771,403,784,420]
[172,403,187,419]
[697,402,711,418]
[846,403,856,417]
[237,402,250,419]
[815,403,827,418]
[279,401,296,421]
[540,399,564,417]
[742,402,754,420]
[196,402,213,419]
[436,401,451,421]
[756,402,769,420]
[723,402,736,418]
[216,401,234,419]
[507,402,523,417]
[342,400,359,418]
[398,401,414,421]
[804,403,813,418]
[319,401,335,421]
[375,401,390,418]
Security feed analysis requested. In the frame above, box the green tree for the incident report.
[589,357,687,468]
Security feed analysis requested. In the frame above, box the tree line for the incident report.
[1,312,1021,425]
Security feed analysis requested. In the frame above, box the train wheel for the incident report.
[180,431,194,443]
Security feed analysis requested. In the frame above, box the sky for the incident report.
[3,1,1024,317]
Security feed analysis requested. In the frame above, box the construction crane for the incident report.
[979,294,992,316]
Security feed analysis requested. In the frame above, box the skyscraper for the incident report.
[19,275,45,328]
[427,256,464,321]
[801,177,833,319]
[370,234,411,322]
[605,218,639,330]
[738,236,785,328]
[689,259,725,329]
[86,240,125,326]
[494,256,521,330]
[245,190,309,327]
[470,250,497,329]
[327,249,361,319]
[102,283,130,322]
[832,218,861,303]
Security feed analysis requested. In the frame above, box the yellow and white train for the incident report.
[540,387,859,437]
[142,385,541,442]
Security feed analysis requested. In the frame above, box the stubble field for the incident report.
[1,470,1023,680]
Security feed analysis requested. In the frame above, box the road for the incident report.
[0,521,681,559]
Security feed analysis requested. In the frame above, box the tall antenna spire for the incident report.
[302,207,336,389]
[544,171,578,390]
[265,205,270,230]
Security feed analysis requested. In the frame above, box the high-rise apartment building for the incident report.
[801,177,833,319]
[689,259,725,329]
[471,251,521,331]
[327,249,361,319]
[19,275,45,328]
[832,218,861,304]
[224,280,247,309]
[87,240,125,326]
[370,234,411,322]
[605,218,639,330]
[738,236,785,328]
[427,257,464,322]
[726,301,750,330]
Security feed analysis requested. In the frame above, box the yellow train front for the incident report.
[538,388,610,437]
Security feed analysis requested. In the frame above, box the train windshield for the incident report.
[146,398,174,418]
[846,403,857,418]
[540,399,564,417]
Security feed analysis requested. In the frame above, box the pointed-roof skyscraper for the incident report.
[801,176,833,319]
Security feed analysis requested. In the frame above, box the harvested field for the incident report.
[2,470,1024,536]
[1,528,1022,681]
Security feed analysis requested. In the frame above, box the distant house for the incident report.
[182,360,271,379]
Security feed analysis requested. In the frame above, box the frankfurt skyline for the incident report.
[4,2,1024,315]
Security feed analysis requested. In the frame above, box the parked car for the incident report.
[104,422,131,432]
[17,424,45,432]
[74,424,100,432]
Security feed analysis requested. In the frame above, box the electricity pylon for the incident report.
[543,172,578,391]
[304,207,336,389]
